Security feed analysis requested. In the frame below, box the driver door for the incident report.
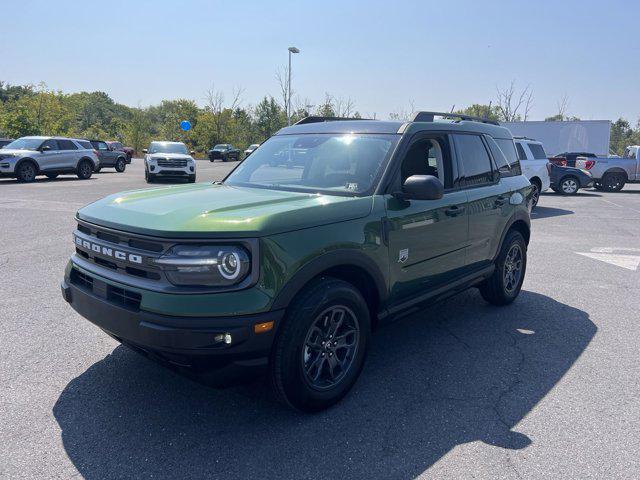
[385,133,469,305]
[38,139,62,171]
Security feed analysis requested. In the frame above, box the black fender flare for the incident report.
[602,167,628,180]
[493,210,531,261]
[78,156,97,169]
[15,157,39,174]
[270,249,388,311]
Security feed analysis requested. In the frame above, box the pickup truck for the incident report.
[575,145,640,191]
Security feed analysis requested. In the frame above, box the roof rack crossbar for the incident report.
[411,111,500,126]
[294,116,374,125]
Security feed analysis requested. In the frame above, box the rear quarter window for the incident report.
[78,141,93,149]
[527,143,547,159]
[489,137,522,177]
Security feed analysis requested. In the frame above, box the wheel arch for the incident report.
[494,211,530,262]
[603,167,628,180]
[78,156,97,168]
[271,250,388,327]
[15,157,40,174]
[529,176,542,188]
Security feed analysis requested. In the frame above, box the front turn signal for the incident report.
[254,321,274,334]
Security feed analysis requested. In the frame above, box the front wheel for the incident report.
[188,174,196,183]
[16,161,37,182]
[145,170,155,183]
[115,158,126,172]
[479,230,527,306]
[530,181,541,208]
[559,176,579,195]
[270,277,371,412]
[76,160,93,180]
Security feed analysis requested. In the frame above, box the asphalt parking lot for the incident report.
[1,159,639,479]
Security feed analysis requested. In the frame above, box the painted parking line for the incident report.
[576,247,640,271]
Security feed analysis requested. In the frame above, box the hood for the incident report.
[77,183,373,238]
[0,149,36,156]
[147,152,192,160]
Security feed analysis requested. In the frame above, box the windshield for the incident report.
[213,144,228,150]
[149,142,188,154]
[5,138,44,150]
[225,133,399,196]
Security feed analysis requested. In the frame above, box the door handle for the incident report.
[494,196,508,207]
[445,205,465,217]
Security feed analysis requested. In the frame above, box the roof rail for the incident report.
[411,111,500,126]
[294,116,373,125]
[512,136,537,141]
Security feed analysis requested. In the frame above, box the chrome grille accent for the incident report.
[157,158,188,167]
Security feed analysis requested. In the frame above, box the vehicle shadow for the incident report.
[0,177,97,184]
[531,206,574,219]
[53,290,595,479]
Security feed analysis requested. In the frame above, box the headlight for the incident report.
[154,244,250,286]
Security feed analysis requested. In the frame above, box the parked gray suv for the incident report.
[89,139,127,173]
[0,136,100,182]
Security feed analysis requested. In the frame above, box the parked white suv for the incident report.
[143,141,196,183]
[513,137,551,208]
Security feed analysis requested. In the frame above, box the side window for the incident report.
[453,134,494,187]
[78,140,93,149]
[41,139,60,151]
[400,136,453,189]
[527,143,547,159]
[58,139,78,150]
[515,142,528,161]
[97,142,109,151]
[487,137,522,177]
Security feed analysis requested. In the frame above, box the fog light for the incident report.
[215,333,233,344]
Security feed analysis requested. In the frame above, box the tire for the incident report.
[94,167,102,173]
[270,277,371,412]
[530,179,541,209]
[602,172,626,192]
[559,176,579,195]
[593,182,604,191]
[45,173,59,179]
[115,158,126,173]
[76,160,93,180]
[16,161,38,183]
[479,230,527,306]
[145,170,155,183]
[188,174,196,183]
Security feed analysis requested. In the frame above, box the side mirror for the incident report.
[41,145,51,151]
[400,175,444,200]
[142,149,148,154]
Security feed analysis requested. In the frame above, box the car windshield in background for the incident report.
[213,144,228,150]
[225,133,399,196]
[149,142,188,154]
[5,138,44,150]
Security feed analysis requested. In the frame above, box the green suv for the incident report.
[61,112,532,411]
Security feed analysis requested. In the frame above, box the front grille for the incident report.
[75,222,166,282]
[157,159,187,167]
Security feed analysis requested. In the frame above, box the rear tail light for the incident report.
[578,159,595,170]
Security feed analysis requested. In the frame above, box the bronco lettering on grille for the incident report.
[75,235,143,264]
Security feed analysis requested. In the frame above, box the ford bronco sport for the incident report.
[61,112,532,411]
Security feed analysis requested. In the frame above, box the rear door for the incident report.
[453,133,513,271]
[385,133,469,304]
[56,139,80,170]
[93,141,114,165]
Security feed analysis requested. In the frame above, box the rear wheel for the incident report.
[559,176,579,195]
[76,160,93,179]
[602,172,626,192]
[270,277,371,412]
[530,179,541,208]
[479,230,527,306]
[115,158,126,172]
[16,161,37,182]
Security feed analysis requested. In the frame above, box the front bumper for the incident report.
[61,271,284,378]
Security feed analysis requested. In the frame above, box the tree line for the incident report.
[1,81,638,156]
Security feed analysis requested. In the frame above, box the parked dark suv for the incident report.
[89,139,128,172]
[61,112,532,411]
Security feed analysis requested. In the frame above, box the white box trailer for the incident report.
[501,120,611,156]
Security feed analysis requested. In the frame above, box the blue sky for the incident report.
[1,0,638,121]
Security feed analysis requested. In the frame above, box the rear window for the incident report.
[527,143,547,159]
[58,139,78,150]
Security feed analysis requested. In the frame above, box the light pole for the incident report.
[287,46,300,125]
